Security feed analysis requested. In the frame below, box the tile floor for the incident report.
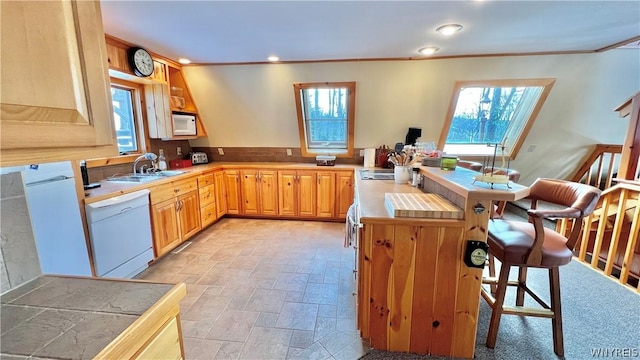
[136,218,370,360]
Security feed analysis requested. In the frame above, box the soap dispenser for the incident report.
[158,149,168,171]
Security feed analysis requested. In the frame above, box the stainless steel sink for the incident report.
[106,170,186,183]
[359,169,394,180]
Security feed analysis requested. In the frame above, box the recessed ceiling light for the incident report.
[178,58,191,64]
[418,47,440,56]
[267,56,280,62]
[436,24,463,36]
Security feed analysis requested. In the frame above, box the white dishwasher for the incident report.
[85,189,154,279]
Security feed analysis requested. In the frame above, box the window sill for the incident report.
[85,153,143,168]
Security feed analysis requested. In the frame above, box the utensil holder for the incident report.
[394,165,411,184]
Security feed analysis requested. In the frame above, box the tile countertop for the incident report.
[0,276,177,359]
[85,162,359,204]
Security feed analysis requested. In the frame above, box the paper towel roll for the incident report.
[364,148,376,168]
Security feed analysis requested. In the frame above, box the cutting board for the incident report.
[384,193,463,219]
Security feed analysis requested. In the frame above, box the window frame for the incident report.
[86,78,150,168]
[437,78,555,159]
[293,82,356,158]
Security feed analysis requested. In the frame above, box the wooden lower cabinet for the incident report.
[278,170,317,217]
[316,171,336,218]
[198,171,218,228]
[149,176,200,258]
[177,190,201,240]
[240,170,278,216]
[214,170,227,218]
[150,199,181,258]
[335,171,354,218]
[357,222,467,356]
[224,170,242,214]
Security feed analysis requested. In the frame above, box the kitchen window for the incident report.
[294,82,356,157]
[110,79,146,155]
[438,79,555,159]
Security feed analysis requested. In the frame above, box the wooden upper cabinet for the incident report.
[0,0,117,165]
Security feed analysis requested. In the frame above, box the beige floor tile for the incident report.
[240,327,292,360]
[183,337,223,360]
[243,288,288,313]
[214,341,243,359]
[273,273,309,292]
[275,302,318,331]
[139,219,362,360]
[287,342,332,360]
[206,309,259,342]
[303,283,339,305]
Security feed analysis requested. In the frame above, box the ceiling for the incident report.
[100,1,640,64]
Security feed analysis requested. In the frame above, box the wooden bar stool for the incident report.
[481,178,601,356]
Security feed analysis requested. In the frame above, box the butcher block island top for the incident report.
[0,276,186,359]
[384,193,463,219]
[354,166,529,358]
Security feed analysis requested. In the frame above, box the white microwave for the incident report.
[172,113,197,136]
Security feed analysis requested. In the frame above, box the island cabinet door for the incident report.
[360,223,467,357]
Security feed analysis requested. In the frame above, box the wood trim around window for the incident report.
[437,78,555,159]
[293,82,356,158]
[86,78,151,168]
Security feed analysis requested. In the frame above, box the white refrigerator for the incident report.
[0,161,93,276]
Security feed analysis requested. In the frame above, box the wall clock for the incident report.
[128,47,154,77]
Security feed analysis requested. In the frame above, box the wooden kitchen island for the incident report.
[355,166,529,358]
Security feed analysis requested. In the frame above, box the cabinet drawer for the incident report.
[200,202,217,228]
[198,173,214,187]
[150,178,198,205]
[134,317,181,360]
[199,184,215,207]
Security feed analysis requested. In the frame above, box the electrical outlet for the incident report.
[359,149,364,157]
[177,146,182,156]
[286,149,292,156]
[527,144,537,153]
[218,148,224,155]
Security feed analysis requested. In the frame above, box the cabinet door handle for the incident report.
[318,177,321,184]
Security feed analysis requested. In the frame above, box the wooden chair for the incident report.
[457,160,484,172]
[481,178,601,356]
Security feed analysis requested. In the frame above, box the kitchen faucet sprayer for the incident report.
[133,153,158,174]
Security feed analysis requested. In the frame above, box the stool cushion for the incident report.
[488,220,573,267]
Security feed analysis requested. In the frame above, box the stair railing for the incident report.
[571,144,623,190]
[557,182,640,292]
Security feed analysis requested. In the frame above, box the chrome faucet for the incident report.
[133,153,158,174]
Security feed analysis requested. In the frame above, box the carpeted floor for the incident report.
[359,206,640,360]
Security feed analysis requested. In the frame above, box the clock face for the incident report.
[129,47,154,77]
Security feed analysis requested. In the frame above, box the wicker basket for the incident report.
[422,157,442,167]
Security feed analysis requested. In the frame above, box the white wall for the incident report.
[185,50,639,185]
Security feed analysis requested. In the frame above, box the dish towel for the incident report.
[344,203,357,248]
